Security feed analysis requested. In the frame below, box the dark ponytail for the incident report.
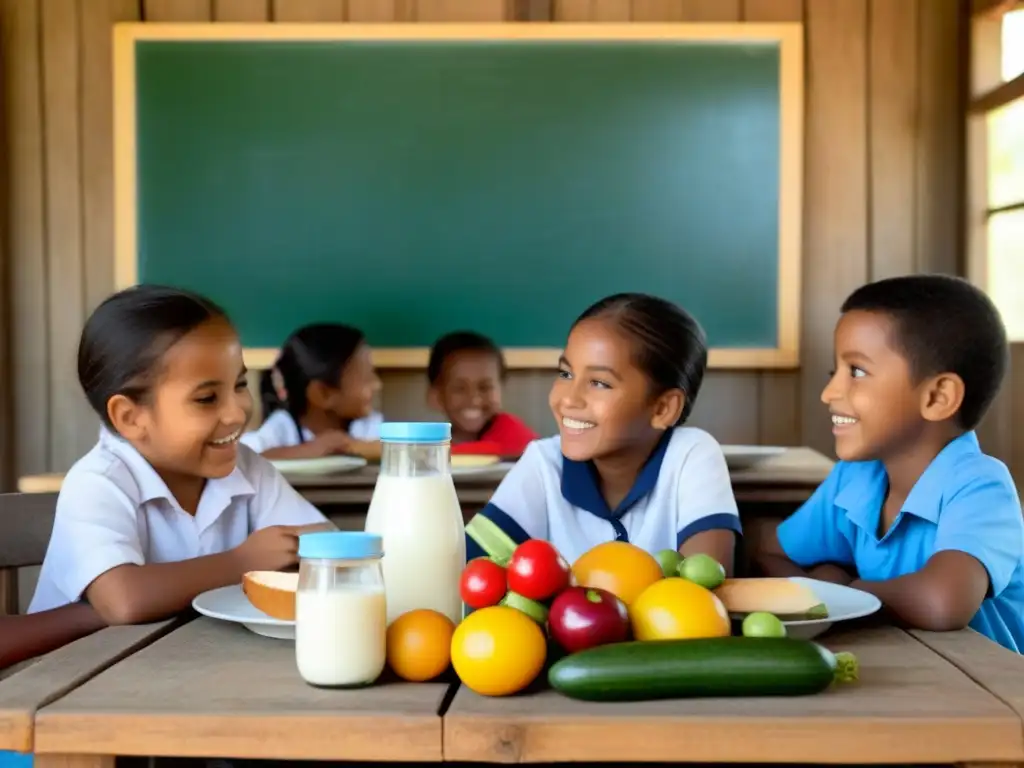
[78,285,229,429]
[261,323,366,435]
[574,293,707,426]
[259,371,285,422]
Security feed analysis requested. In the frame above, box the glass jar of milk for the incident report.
[364,422,466,626]
[295,531,387,688]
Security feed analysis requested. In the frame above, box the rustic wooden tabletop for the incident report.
[0,614,1019,767]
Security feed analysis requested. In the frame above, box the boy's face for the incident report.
[821,310,928,462]
[431,350,503,438]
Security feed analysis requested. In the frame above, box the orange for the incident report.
[630,577,731,641]
[572,541,664,605]
[386,609,455,682]
[450,606,546,696]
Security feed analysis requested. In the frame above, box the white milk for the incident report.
[364,474,466,625]
[295,585,386,687]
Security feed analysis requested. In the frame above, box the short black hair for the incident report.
[841,274,1008,430]
[262,323,366,422]
[574,293,708,426]
[427,331,506,385]
[78,284,229,429]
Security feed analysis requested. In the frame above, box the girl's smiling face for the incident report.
[549,317,681,462]
[314,342,381,421]
[110,317,253,487]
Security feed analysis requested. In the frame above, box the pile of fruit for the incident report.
[384,539,859,702]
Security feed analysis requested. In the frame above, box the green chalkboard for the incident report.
[122,27,801,364]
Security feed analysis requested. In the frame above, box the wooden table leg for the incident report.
[33,756,114,768]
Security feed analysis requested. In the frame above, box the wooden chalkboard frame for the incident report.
[113,22,804,371]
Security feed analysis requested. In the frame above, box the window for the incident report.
[1003,9,1024,80]
[972,5,1024,341]
[988,209,1024,336]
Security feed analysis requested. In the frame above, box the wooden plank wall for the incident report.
[1,0,1019,489]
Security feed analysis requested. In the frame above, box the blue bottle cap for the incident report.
[298,531,383,560]
[378,422,452,443]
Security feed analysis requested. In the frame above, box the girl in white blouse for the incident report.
[241,323,383,461]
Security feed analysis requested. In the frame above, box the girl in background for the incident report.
[241,324,383,461]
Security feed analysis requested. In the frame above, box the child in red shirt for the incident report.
[427,331,539,458]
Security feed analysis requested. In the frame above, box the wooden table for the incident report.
[727,446,836,502]
[294,447,837,507]
[290,461,517,506]
[32,618,450,765]
[0,619,179,753]
[16,446,836,507]
[7,615,1022,767]
[444,625,1024,765]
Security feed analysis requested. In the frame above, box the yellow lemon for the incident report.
[630,577,731,641]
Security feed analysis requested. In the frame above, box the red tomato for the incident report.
[459,558,507,609]
[507,540,571,601]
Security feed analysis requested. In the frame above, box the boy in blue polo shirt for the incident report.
[754,274,1023,652]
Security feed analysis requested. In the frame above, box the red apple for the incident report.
[548,586,630,653]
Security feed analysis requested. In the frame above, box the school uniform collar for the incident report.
[561,429,673,520]
[836,431,981,530]
[100,427,256,507]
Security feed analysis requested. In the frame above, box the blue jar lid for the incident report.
[379,421,452,443]
[299,531,382,560]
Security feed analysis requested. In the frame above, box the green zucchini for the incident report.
[548,637,858,702]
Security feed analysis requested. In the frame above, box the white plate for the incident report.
[721,445,786,469]
[270,455,368,476]
[450,461,514,478]
[192,584,294,640]
[769,577,881,640]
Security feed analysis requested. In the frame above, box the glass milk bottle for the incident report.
[364,422,466,625]
[295,532,387,688]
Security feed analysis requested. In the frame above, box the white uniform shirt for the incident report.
[466,427,741,564]
[239,408,383,453]
[29,428,327,613]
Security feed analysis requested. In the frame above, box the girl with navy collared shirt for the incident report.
[465,293,742,571]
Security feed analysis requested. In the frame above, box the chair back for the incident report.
[0,492,58,614]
